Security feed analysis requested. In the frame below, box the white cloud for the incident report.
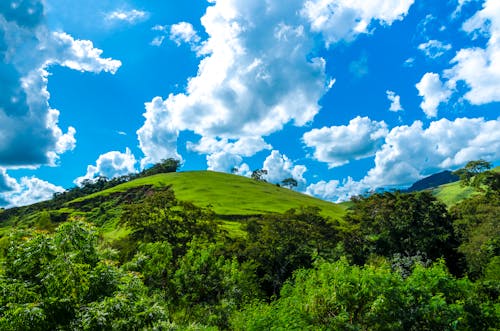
[105,9,149,24]
[0,1,121,169]
[206,151,244,173]
[306,116,500,202]
[303,116,388,168]
[386,90,403,112]
[75,148,137,185]
[49,32,122,73]
[415,72,453,118]
[138,0,335,166]
[188,136,271,173]
[301,0,414,46]
[418,39,452,59]
[188,136,271,157]
[150,35,165,47]
[262,150,307,188]
[0,170,64,207]
[169,22,201,47]
[137,0,416,168]
[365,117,500,188]
[306,177,369,202]
[403,57,415,67]
[137,97,181,168]
[444,0,500,105]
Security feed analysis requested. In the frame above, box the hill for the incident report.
[406,170,459,192]
[69,170,346,219]
[0,171,347,239]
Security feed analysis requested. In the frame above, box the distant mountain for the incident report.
[406,170,459,192]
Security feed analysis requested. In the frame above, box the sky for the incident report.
[1,0,499,207]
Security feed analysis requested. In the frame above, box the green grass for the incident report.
[431,166,499,207]
[432,181,477,207]
[70,171,346,220]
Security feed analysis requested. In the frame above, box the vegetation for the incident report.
[0,160,498,329]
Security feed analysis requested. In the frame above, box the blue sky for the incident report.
[1,0,499,207]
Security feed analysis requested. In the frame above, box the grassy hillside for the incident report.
[431,181,477,206]
[431,166,499,206]
[71,171,346,220]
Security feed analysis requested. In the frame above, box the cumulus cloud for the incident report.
[301,0,414,46]
[365,117,500,187]
[418,39,452,59]
[188,136,271,172]
[444,0,500,105]
[138,0,335,165]
[306,117,500,202]
[0,169,64,207]
[262,150,307,188]
[137,0,414,169]
[386,90,403,112]
[303,116,388,168]
[75,148,137,185]
[105,9,149,24]
[0,0,121,168]
[306,177,369,202]
[415,72,453,118]
[169,22,201,47]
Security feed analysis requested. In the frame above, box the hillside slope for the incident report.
[70,171,346,220]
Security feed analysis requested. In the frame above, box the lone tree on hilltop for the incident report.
[251,169,268,182]
[281,177,298,189]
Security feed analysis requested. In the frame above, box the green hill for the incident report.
[430,166,499,207]
[431,181,477,206]
[72,170,346,219]
[0,171,347,239]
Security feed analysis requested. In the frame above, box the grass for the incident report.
[432,181,477,207]
[70,171,346,221]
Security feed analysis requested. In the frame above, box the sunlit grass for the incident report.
[70,171,346,221]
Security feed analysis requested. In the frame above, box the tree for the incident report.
[342,191,460,274]
[454,159,492,188]
[243,208,338,296]
[251,169,268,182]
[232,259,499,330]
[451,193,500,279]
[140,158,181,177]
[0,221,172,330]
[121,188,217,258]
[281,177,298,189]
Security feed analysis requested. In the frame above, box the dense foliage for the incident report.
[0,161,498,329]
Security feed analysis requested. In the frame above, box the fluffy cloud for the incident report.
[262,150,307,188]
[306,177,369,202]
[0,1,121,168]
[140,0,362,166]
[301,0,414,46]
[303,116,388,168]
[365,117,500,187]
[386,90,403,112]
[206,151,244,173]
[444,0,500,105]
[418,39,452,59]
[105,9,149,24]
[169,22,201,47]
[75,148,137,185]
[137,0,414,168]
[0,169,64,207]
[307,116,500,202]
[415,72,453,118]
[188,136,271,172]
